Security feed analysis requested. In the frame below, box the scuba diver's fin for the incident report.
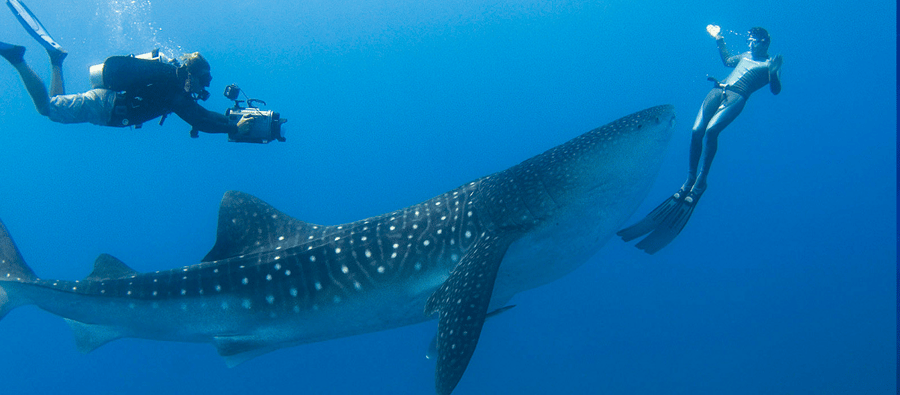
[617,191,685,242]
[0,41,25,64]
[6,0,66,63]
[633,191,702,255]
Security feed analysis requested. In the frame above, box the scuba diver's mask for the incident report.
[187,69,212,101]
[181,53,212,101]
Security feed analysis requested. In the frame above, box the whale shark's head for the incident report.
[539,104,676,211]
[489,105,676,295]
[568,105,675,209]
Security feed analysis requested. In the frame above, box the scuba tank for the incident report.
[88,48,177,90]
[87,49,179,128]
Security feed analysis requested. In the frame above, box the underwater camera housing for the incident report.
[223,84,287,144]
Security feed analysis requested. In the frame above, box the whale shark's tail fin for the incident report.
[0,219,37,321]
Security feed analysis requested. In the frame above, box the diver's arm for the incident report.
[715,36,741,67]
[171,95,238,134]
[769,54,783,95]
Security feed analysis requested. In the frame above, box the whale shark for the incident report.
[0,105,675,395]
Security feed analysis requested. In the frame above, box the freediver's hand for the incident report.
[769,54,783,78]
[706,24,721,38]
[236,113,259,135]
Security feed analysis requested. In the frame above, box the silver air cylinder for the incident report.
[89,63,105,89]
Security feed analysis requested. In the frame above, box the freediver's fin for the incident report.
[633,192,702,254]
[6,0,67,61]
[617,191,685,242]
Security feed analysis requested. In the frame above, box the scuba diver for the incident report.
[0,0,257,136]
[618,25,783,254]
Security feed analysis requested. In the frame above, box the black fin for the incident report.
[634,195,701,254]
[203,191,323,262]
[617,193,683,242]
[424,233,517,395]
[85,254,139,282]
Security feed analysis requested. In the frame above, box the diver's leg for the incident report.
[628,90,737,254]
[619,89,722,246]
[1,43,48,112]
[49,56,64,96]
[692,93,746,196]
[684,131,703,192]
[11,60,51,116]
[684,89,722,192]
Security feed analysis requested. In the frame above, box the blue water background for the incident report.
[0,0,895,394]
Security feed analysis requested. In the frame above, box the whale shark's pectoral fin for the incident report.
[64,319,126,353]
[426,304,516,360]
[424,233,518,395]
[213,335,278,367]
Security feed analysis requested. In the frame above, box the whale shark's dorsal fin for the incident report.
[85,254,139,282]
[203,191,324,262]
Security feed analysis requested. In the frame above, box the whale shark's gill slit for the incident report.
[322,247,349,299]
[335,232,372,291]
[294,253,314,307]
[348,240,376,287]
[536,171,562,209]
[401,206,424,273]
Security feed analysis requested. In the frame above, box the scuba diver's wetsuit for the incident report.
[48,56,236,134]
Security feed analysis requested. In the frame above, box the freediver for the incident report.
[618,25,783,254]
[0,0,257,135]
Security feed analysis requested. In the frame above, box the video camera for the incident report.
[223,84,287,144]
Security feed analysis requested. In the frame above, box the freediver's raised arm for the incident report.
[707,24,741,67]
